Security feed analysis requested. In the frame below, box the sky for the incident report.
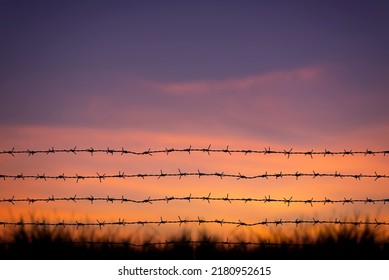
[0,0,388,242]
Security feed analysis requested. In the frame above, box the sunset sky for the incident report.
[1,0,388,242]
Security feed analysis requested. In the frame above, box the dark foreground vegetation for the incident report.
[0,225,388,260]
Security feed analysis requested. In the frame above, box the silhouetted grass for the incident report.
[0,222,388,259]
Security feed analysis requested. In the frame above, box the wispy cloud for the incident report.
[152,66,323,95]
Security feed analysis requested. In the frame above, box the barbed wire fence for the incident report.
[1,146,389,250]
[1,171,388,181]
[1,218,388,228]
[1,194,388,206]
[1,146,388,157]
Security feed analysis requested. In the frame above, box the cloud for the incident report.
[59,64,387,146]
[3,63,387,147]
[152,66,323,95]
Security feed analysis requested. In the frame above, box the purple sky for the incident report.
[1,0,388,145]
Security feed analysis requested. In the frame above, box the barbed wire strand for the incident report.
[1,146,388,158]
[69,240,322,247]
[1,171,388,181]
[0,218,388,228]
[0,240,369,248]
[69,240,389,248]
[1,194,388,206]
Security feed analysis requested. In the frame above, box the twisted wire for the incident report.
[1,170,387,181]
[1,146,388,157]
[1,194,388,206]
[0,240,361,248]
[68,240,389,247]
[0,218,388,228]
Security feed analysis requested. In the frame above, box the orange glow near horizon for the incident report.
[1,125,388,243]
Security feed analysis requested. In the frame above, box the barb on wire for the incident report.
[1,195,388,206]
[0,218,388,228]
[1,147,388,157]
[1,171,388,181]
